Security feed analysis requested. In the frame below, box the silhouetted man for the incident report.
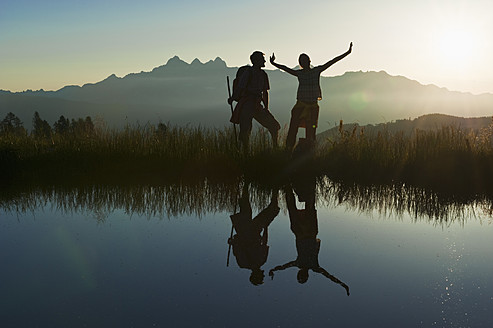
[269,180,350,295]
[228,183,280,285]
[270,43,353,151]
[228,51,281,151]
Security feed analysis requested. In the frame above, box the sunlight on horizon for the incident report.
[426,4,487,76]
[433,25,480,72]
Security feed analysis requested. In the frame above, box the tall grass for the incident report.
[318,120,493,192]
[0,122,283,183]
[2,120,493,193]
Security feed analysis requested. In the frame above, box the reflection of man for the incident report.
[228,183,280,285]
[269,179,350,295]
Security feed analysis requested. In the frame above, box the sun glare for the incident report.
[437,28,475,63]
[431,17,481,72]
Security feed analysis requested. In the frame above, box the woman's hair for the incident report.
[298,53,311,69]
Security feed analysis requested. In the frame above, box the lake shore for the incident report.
[2,123,493,196]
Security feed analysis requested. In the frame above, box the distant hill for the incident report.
[1,56,493,129]
[317,113,493,141]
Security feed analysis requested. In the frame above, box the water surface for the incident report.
[1,180,492,327]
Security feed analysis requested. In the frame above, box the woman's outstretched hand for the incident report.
[270,53,276,64]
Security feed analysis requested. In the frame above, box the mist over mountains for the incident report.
[1,56,493,130]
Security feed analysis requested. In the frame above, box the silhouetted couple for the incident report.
[228,43,353,152]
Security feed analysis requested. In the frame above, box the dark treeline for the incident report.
[0,111,96,137]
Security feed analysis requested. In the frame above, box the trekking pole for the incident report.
[226,223,234,267]
[226,200,237,267]
[226,76,238,146]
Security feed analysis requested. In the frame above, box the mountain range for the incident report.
[1,56,493,130]
[317,113,493,142]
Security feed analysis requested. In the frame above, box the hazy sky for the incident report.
[1,0,492,94]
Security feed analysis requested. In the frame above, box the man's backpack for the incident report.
[231,65,252,101]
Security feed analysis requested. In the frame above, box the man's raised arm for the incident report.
[270,53,298,76]
[320,42,353,72]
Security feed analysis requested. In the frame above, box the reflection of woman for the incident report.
[228,183,279,285]
[269,182,350,296]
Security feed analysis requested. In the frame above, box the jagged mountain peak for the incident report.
[177,56,227,68]
[208,57,227,68]
[191,58,203,65]
[165,55,188,67]
[149,55,228,76]
[104,73,120,81]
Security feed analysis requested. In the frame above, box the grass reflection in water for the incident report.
[1,177,492,224]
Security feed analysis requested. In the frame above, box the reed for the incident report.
[2,176,490,224]
[2,120,493,193]
[0,122,282,183]
[318,121,493,192]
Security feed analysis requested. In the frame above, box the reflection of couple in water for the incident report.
[228,179,350,295]
[228,183,280,285]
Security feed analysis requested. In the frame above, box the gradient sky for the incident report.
[1,0,492,94]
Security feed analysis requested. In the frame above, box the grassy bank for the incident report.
[319,122,493,193]
[0,123,279,184]
[2,121,493,193]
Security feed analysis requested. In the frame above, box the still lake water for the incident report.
[1,180,492,328]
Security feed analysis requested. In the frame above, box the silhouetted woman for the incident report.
[270,43,352,151]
